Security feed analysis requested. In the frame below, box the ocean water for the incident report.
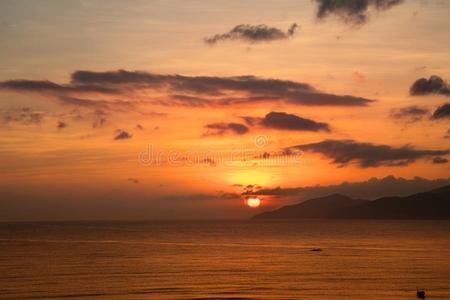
[0,220,449,300]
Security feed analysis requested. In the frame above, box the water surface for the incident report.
[0,220,449,299]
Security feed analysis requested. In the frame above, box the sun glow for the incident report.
[246,198,261,208]
[229,170,275,186]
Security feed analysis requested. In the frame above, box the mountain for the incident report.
[253,194,368,219]
[333,185,450,219]
[253,185,450,220]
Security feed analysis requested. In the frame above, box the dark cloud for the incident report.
[433,157,448,164]
[69,70,376,107]
[136,124,144,130]
[255,111,330,132]
[431,103,450,120]
[314,0,404,25]
[0,107,44,125]
[57,121,67,129]
[204,122,249,136]
[204,23,298,45]
[127,178,139,184]
[390,105,429,122]
[247,175,450,200]
[0,70,375,107]
[114,129,132,140]
[286,139,450,168]
[71,69,167,85]
[410,75,450,96]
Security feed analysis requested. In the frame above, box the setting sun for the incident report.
[246,198,261,208]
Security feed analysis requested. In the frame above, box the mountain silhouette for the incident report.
[253,194,368,219]
[253,185,450,220]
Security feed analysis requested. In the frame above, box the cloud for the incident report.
[0,107,44,125]
[127,178,139,184]
[0,79,116,95]
[57,121,67,129]
[71,69,167,86]
[199,158,217,167]
[247,175,450,200]
[410,75,450,96]
[92,117,107,128]
[314,0,404,25]
[114,129,132,140]
[162,192,240,201]
[431,103,450,120]
[243,111,330,132]
[390,105,429,122]
[0,70,373,108]
[433,157,448,164]
[204,23,298,45]
[73,71,375,106]
[57,96,140,112]
[204,122,249,136]
[92,109,108,128]
[0,107,115,130]
[164,95,211,107]
[286,139,450,167]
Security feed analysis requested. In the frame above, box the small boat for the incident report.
[416,288,425,299]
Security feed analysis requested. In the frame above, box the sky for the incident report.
[0,0,449,221]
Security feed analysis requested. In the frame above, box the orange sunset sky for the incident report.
[0,0,449,221]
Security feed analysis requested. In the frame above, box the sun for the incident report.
[246,198,261,208]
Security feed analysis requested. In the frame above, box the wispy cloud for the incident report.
[0,107,45,125]
[0,79,116,95]
[203,122,249,136]
[390,105,429,123]
[204,23,298,45]
[127,178,139,183]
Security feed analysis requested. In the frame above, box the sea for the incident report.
[0,220,449,299]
